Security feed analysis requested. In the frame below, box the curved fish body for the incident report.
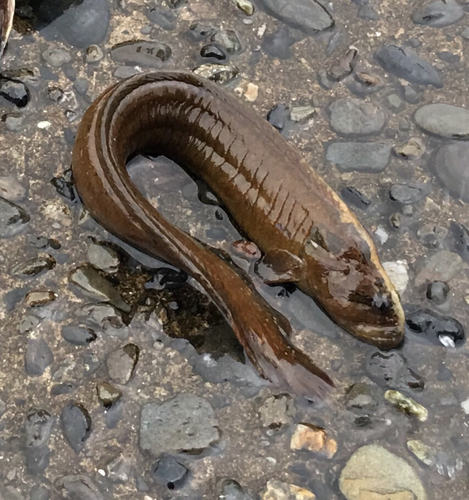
[0,0,14,57]
[72,71,405,397]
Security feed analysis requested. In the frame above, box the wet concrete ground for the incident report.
[1,0,469,498]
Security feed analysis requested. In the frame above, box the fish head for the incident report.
[301,227,405,349]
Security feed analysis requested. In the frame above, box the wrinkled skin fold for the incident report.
[72,71,405,399]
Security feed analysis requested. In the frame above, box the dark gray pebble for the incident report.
[147,7,175,30]
[257,0,334,35]
[60,402,92,453]
[417,224,448,248]
[427,281,450,305]
[61,324,97,346]
[261,25,297,59]
[434,142,469,201]
[25,408,53,448]
[74,78,90,96]
[415,103,469,139]
[200,43,227,61]
[30,485,50,500]
[152,457,188,488]
[389,183,429,204]
[216,478,254,500]
[449,221,469,262]
[40,0,110,48]
[25,339,54,377]
[340,187,372,210]
[51,382,76,396]
[358,4,379,20]
[366,351,424,391]
[26,446,51,474]
[406,308,465,346]
[0,78,30,107]
[328,49,357,82]
[267,103,290,131]
[413,0,464,27]
[140,394,220,457]
[11,254,56,277]
[375,44,442,87]
[106,344,139,384]
[111,40,171,67]
[329,98,386,136]
[55,475,103,500]
[438,51,460,63]
[326,141,391,172]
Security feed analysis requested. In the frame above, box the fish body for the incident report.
[72,71,405,398]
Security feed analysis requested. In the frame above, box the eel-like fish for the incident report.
[0,0,14,57]
[72,71,405,398]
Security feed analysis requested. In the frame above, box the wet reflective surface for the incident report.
[1,0,469,498]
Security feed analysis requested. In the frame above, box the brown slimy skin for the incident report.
[72,71,405,398]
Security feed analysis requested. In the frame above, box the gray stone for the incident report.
[0,176,27,201]
[326,142,392,172]
[25,339,53,377]
[413,0,464,27]
[60,402,92,453]
[0,196,29,238]
[140,394,220,457]
[106,344,139,384]
[339,444,427,500]
[329,98,386,136]
[87,244,119,273]
[258,394,297,428]
[70,266,130,312]
[415,104,469,139]
[41,49,71,67]
[375,44,442,88]
[30,485,50,500]
[152,457,188,487]
[217,479,254,500]
[258,0,334,35]
[61,324,97,346]
[111,40,171,67]
[106,454,131,483]
[55,475,104,500]
[96,381,122,408]
[25,409,53,448]
[43,0,110,48]
[415,250,463,286]
[11,254,56,276]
